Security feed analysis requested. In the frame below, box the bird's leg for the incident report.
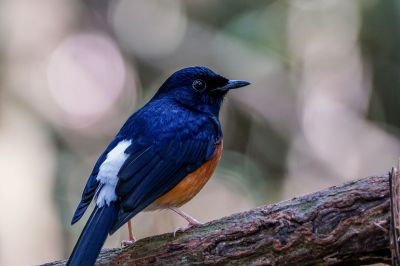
[169,207,202,225]
[169,207,203,237]
[128,219,136,241]
[121,219,136,247]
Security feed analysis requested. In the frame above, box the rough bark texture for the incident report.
[46,175,391,266]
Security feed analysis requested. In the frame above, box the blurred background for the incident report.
[0,0,399,264]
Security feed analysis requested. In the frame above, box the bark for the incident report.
[45,175,391,266]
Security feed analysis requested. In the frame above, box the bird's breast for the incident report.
[152,140,223,209]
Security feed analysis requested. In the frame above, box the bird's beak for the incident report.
[216,80,250,92]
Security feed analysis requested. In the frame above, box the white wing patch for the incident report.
[96,139,131,207]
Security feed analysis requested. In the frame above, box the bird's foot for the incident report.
[121,239,136,247]
[121,219,136,247]
[173,220,203,237]
[168,207,203,237]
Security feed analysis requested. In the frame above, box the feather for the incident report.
[67,204,118,266]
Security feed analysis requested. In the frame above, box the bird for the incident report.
[67,66,250,266]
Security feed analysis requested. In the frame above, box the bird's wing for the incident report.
[71,138,123,224]
[109,133,217,234]
[71,174,100,224]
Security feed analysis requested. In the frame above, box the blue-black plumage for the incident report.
[67,204,118,266]
[67,66,250,265]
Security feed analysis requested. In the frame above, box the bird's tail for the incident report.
[67,203,118,266]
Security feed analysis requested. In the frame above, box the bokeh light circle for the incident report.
[47,32,126,127]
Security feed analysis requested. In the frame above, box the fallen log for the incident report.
[46,175,391,265]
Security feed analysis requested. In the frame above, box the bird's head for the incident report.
[154,66,250,116]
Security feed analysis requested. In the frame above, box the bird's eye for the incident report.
[192,79,206,92]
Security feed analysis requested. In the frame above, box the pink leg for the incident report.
[128,220,136,241]
[121,220,136,247]
[169,207,203,236]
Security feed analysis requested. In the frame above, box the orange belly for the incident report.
[153,141,223,208]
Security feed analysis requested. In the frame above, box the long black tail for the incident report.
[67,204,118,266]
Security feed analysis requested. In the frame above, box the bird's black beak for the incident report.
[216,80,250,92]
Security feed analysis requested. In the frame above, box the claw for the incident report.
[174,223,198,237]
[173,221,203,237]
[169,207,203,237]
[121,239,136,247]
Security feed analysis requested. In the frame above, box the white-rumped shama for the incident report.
[67,66,250,265]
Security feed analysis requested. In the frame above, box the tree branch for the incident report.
[46,175,391,266]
